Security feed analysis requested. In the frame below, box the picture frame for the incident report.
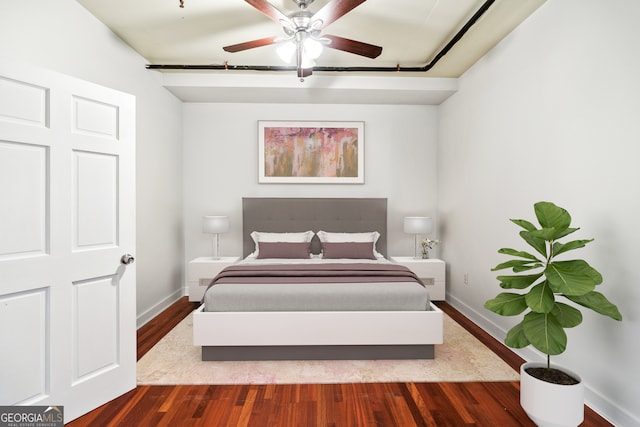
[258,120,364,184]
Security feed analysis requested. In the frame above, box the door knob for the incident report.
[120,254,135,265]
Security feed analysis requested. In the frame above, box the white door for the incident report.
[0,61,136,423]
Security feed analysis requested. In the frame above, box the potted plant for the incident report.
[484,201,622,427]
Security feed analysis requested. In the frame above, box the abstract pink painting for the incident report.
[258,121,364,184]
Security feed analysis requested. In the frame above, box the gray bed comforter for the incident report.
[203,262,431,312]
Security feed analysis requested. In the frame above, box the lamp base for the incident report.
[211,234,222,260]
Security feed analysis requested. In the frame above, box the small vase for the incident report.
[421,250,429,259]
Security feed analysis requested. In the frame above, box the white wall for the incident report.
[183,103,439,264]
[0,0,185,325]
[438,1,640,425]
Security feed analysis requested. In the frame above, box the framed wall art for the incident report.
[258,121,364,184]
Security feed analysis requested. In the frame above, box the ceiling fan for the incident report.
[222,0,383,79]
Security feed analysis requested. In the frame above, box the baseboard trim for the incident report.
[136,288,185,329]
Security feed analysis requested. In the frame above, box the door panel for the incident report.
[72,276,119,383]
[73,151,118,250]
[72,95,119,140]
[0,141,48,258]
[0,61,136,423]
[0,288,48,404]
[0,76,49,128]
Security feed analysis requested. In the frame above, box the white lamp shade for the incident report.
[404,217,432,234]
[202,216,229,234]
[303,38,323,59]
[277,41,296,64]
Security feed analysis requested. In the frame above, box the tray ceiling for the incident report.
[76,0,545,78]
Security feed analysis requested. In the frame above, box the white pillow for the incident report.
[316,230,380,243]
[250,231,314,257]
[316,231,383,257]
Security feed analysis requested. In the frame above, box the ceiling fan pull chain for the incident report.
[179,0,184,8]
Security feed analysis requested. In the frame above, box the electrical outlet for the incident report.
[464,273,469,285]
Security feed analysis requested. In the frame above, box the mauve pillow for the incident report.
[316,230,383,258]
[321,241,377,260]
[250,230,314,257]
[256,241,311,259]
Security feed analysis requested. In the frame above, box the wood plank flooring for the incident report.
[67,298,613,426]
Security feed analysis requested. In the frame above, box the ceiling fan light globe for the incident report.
[304,37,323,59]
[301,52,316,69]
[277,41,296,63]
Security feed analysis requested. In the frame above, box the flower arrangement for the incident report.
[421,238,439,258]
[421,238,440,250]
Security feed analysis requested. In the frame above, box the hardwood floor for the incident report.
[68,298,613,426]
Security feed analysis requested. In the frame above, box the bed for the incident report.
[192,197,443,361]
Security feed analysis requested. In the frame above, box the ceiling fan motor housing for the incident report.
[293,0,315,9]
[289,12,313,30]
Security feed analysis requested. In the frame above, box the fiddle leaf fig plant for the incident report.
[484,202,622,366]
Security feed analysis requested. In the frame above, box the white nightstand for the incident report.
[188,256,240,302]
[390,256,446,300]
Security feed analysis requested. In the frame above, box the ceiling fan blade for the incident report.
[312,0,367,29]
[323,35,382,58]
[244,0,292,26]
[223,36,281,53]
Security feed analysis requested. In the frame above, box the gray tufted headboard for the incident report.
[242,197,387,258]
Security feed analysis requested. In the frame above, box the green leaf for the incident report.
[565,291,623,321]
[510,218,537,232]
[522,311,567,355]
[497,248,540,261]
[497,273,543,289]
[525,281,555,313]
[551,302,583,328]
[545,260,601,295]
[535,201,571,232]
[484,293,528,316]
[555,227,580,239]
[529,227,561,241]
[505,322,531,348]
[552,239,594,257]
[519,230,547,258]
[492,259,540,272]
[512,263,544,273]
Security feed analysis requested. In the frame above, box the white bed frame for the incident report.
[192,198,444,360]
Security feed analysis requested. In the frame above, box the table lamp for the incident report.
[403,216,432,259]
[202,215,229,260]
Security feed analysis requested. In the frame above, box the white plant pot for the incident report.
[520,362,584,427]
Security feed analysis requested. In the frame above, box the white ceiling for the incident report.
[76,0,546,103]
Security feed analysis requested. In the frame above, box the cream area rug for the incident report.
[137,313,520,385]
